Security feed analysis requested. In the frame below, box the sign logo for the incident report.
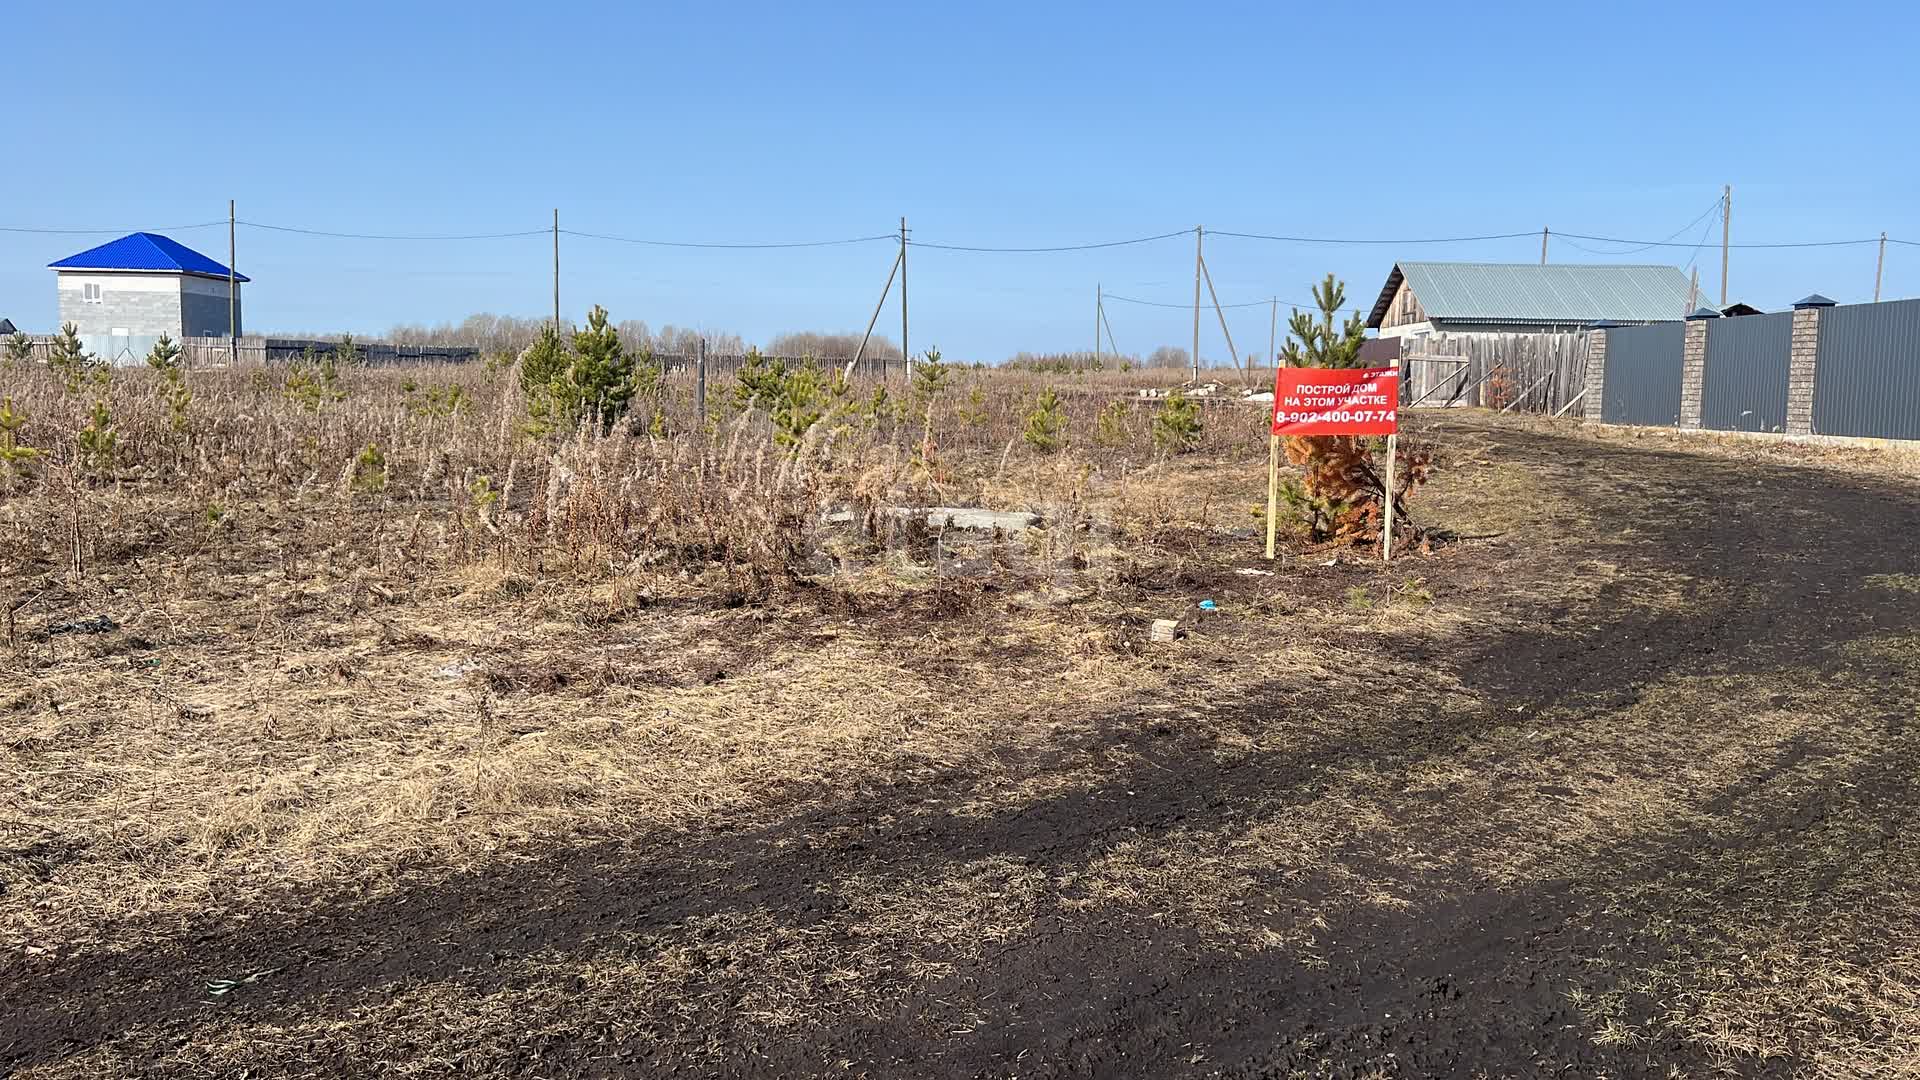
[1271,366,1399,436]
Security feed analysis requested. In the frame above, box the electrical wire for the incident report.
[1556,231,1878,250]
[562,229,896,249]
[1104,292,1361,314]
[1676,207,1723,278]
[1211,229,1539,245]
[3,214,1902,253]
[906,229,1191,253]
[1104,292,1268,310]
[241,221,549,240]
[1556,197,1724,256]
[0,221,226,235]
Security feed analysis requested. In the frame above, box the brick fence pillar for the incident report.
[1785,293,1835,436]
[1679,306,1718,429]
[1581,323,1613,423]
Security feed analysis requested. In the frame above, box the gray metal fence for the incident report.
[1813,298,1920,440]
[1701,311,1792,432]
[1599,322,1685,426]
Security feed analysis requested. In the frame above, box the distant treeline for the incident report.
[379,314,908,362]
[279,311,1206,369]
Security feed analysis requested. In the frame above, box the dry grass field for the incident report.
[2,355,1917,1078]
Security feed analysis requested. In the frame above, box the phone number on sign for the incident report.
[1274,410,1397,424]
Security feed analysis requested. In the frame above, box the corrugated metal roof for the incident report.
[48,232,249,282]
[1367,261,1695,328]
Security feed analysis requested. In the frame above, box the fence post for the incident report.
[695,338,707,421]
[1680,306,1718,430]
[1785,294,1835,436]
[1581,322,1614,423]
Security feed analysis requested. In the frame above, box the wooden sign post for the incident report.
[1381,351,1401,563]
[1266,365,1401,561]
[1264,431,1281,559]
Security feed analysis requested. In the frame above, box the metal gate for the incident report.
[1600,322,1684,426]
[1701,312,1792,432]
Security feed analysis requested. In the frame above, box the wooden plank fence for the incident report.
[1399,331,1590,415]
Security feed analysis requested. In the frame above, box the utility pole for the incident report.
[1094,283,1101,370]
[552,208,561,329]
[1688,266,1699,315]
[1876,231,1887,302]
[228,199,237,366]
[1269,297,1278,372]
[1720,185,1731,307]
[899,216,909,378]
[1541,226,1549,265]
[1191,226,1203,382]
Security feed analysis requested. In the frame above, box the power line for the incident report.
[3,214,1903,253]
[907,229,1191,253]
[1676,205,1724,277]
[241,221,550,240]
[1555,230,1878,250]
[562,228,896,250]
[0,221,226,235]
[1105,292,1269,310]
[1555,197,1723,256]
[1212,229,1540,245]
[1105,292,1361,314]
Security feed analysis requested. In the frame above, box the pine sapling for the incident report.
[1024,388,1067,453]
[76,399,117,475]
[3,332,32,368]
[147,334,192,434]
[1095,399,1131,446]
[353,443,389,495]
[46,322,103,394]
[0,397,42,491]
[1151,390,1202,452]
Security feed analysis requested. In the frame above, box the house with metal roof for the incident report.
[47,232,247,364]
[1367,262,1701,341]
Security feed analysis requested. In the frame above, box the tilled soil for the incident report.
[4,416,1917,1078]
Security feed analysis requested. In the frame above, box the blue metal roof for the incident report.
[48,232,249,282]
[1368,262,1697,328]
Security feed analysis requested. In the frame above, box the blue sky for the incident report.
[3,0,1913,362]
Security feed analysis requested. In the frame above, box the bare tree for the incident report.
[1147,345,1190,370]
[764,331,902,361]
[385,313,745,359]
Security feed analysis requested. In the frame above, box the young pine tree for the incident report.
[3,332,32,368]
[76,399,117,475]
[561,305,647,434]
[46,322,101,394]
[1279,274,1370,370]
[1151,389,1202,453]
[1024,388,1066,453]
[147,334,192,434]
[0,396,41,491]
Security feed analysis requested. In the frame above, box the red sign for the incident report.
[1271,366,1400,436]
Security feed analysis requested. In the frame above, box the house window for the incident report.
[83,283,103,304]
